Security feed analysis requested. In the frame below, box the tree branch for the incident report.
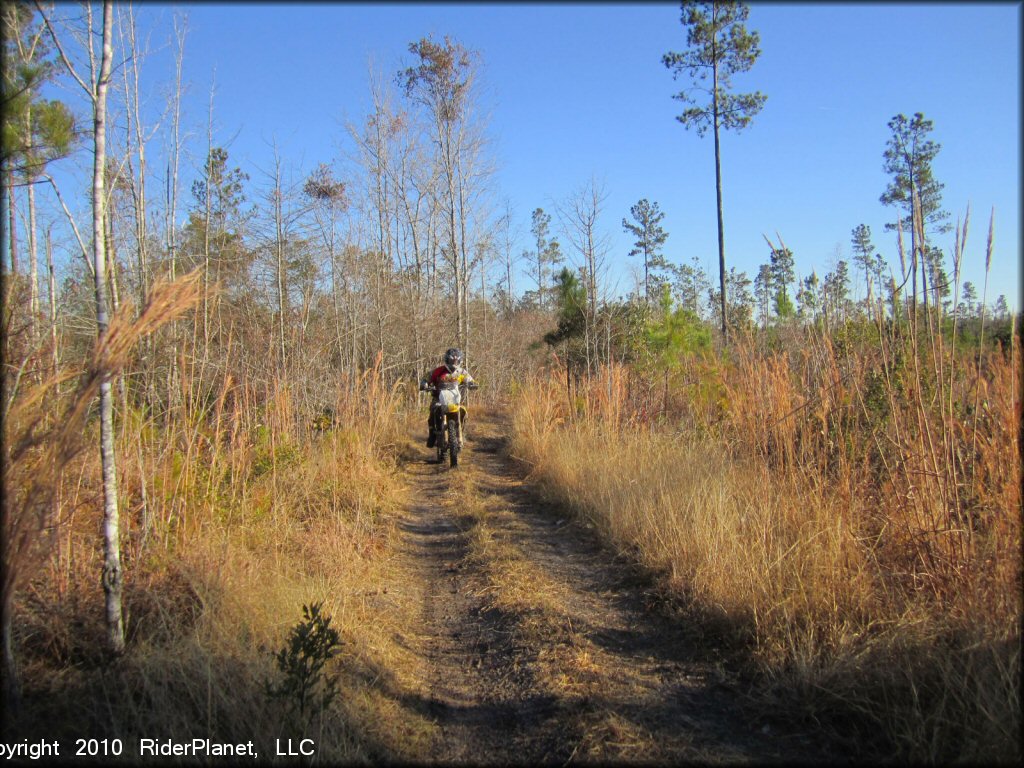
[33,1,94,100]
[41,173,94,278]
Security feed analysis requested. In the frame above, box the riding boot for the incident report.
[426,413,436,447]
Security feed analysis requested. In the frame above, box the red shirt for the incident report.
[428,365,473,388]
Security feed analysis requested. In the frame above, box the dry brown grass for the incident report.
[3,314,435,759]
[511,321,1021,762]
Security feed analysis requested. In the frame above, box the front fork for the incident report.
[437,409,465,449]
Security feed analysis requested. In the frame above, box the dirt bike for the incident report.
[420,375,478,468]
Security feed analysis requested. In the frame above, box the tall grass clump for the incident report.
[3,275,410,760]
[512,215,1020,762]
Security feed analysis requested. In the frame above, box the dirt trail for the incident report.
[391,407,825,764]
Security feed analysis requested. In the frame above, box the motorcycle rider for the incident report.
[421,348,476,448]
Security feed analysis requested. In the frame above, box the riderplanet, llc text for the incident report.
[0,737,318,759]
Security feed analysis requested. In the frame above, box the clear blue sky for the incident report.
[50,2,1024,309]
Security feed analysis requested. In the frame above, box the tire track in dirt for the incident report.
[393,407,826,764]
[395,426,561,764]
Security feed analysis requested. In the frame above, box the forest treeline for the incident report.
[2,1,1020,763]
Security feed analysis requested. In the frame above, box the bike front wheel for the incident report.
[447,417,460,468]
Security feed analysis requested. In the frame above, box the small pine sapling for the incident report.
[264,602,343,724]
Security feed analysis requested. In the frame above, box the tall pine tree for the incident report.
[880,112,949,318]
[663,0,765,341]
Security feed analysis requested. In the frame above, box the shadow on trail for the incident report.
[460,413,833,764]
[384,410,835,764]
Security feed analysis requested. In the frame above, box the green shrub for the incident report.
[264,602,342,724]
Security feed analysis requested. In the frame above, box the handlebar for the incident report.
[419,380,479,391]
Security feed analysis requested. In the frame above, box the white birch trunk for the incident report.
[46,228,58,382]
[26,146,39,338]
[5,171,16,275]
[93,1,124,655]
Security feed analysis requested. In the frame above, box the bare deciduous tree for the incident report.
[558,177,611,374]
[398,35,492,358]
[38,0,124,654]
